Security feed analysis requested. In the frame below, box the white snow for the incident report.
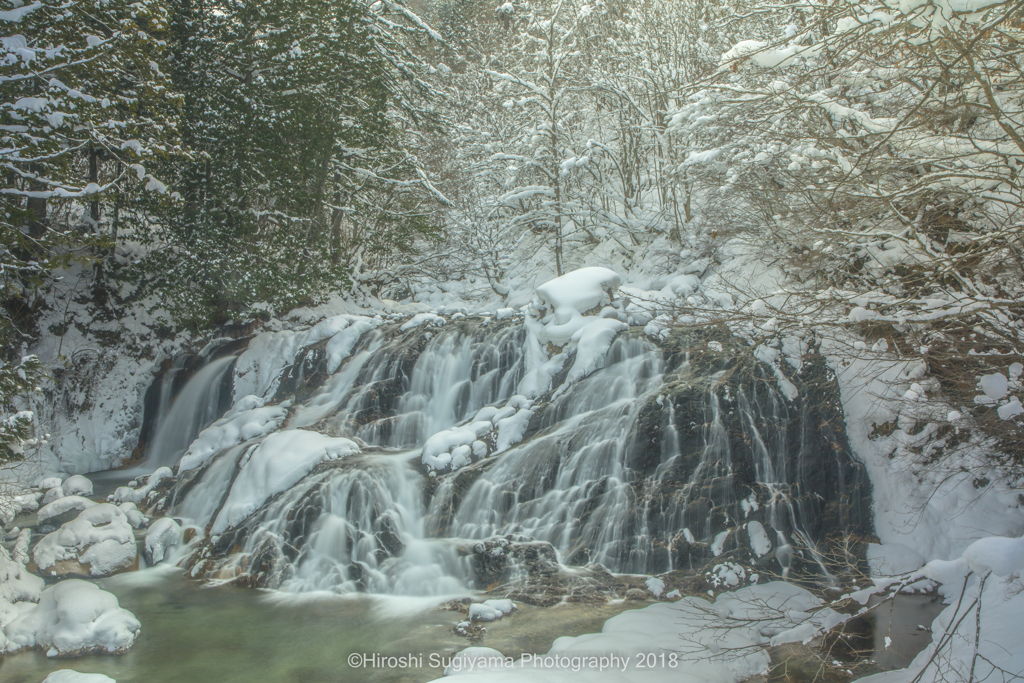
[996,397,1023,420]
[111,467,173,504]
[32,504,137,576]
[747,521,772,557]
[211,429,360,533]
[711,529,730,556]
[534,267,621,329]
[3,579,140,655]
[61,475,93,497]
[36,496,96,524]
[178,397,288,472]
[434,582,837,683]
[42,672,117,683]
[644,576,665,597]
[468,599,516,622]
[422,397,535,472]
[233,314,379,400]
[400,312,447,332]
[978,372,1008,401]
[144,517,183,564]
[521,268,630,398]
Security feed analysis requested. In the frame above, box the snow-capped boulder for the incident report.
[32,504,137,577]
[521,267,629,397]
[61,475,93,497]
[145,518,183,564]
[3,579,140,655]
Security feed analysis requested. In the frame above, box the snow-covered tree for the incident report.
[140,0,445,327]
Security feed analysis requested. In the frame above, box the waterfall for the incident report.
[145,355,236,469]
[157,318,870,594]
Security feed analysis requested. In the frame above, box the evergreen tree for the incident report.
[148,0,445,328]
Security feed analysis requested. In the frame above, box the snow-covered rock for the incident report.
[111,467,173,504]
[421,397,534,472]
[233,314,380,401]
[211,429,360,534]
[2,579,140,655]
[36,496,96,524]
[144,518,183,564]
[32,504,137,577]
[178,397,288,472]
[520,267,629,398]
[468,599,516,622]
[61,475,93,497]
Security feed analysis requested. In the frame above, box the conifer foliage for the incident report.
[146,0,445,327]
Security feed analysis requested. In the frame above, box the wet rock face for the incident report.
[438,327,872,582]
[169,317,871,597]
[464,536,623,606]
[648,332,873,575]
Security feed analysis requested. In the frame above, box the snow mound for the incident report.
[645,576,665,597]
[0,492,41,525]
[32,504,137,576]
[0,536,45,652]
[747,521,772,557]
[2,579,140,655]
[535,267,621,328]
[111,467,173,504]
[421,397,534,472]
[211,429,360,533]
[521,268,630,397]
[144,518,183,564]
[961,533,1024,577]
[36,496,96,524]
[468,599,516,622]
[178,396,288,472]
[61,476,93,497]
[400,312,447,332]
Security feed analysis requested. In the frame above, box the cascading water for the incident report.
[157,315,869,596]
[145,355,236,469]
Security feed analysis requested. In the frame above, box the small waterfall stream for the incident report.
[145,355,237,469]
[150,318,870,596]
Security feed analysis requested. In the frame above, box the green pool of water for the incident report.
[0,568,647,683]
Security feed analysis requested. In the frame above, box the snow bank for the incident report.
[32,504,137,576]
[435,581,835,683]
[211,429,360,533]
[3,579,140,655]
[851,533,1024,683]
[233,314,379,401]
[178,396,288,472]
